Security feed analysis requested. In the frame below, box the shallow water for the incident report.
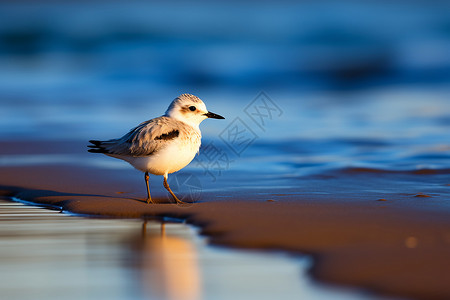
[0,198,395,300]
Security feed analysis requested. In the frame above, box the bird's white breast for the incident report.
[114,129,201,175]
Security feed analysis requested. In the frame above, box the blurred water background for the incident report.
[0,0,449,204]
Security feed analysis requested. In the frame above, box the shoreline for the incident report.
[1,141,450,300]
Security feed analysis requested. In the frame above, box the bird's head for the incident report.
[165,94,224,128]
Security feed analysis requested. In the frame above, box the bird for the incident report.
[88,93,224,204]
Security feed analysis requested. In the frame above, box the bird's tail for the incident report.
[87,140,109,153]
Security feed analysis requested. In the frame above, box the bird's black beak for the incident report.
[204,111,225,119]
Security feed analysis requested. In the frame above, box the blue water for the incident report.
[0,0,449,207]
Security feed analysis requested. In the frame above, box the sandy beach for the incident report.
[1,140,449,300]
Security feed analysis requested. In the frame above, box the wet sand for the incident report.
[1,140,450,300]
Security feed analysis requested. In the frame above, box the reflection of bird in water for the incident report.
[88,94,224,204]
[140,221,201,300]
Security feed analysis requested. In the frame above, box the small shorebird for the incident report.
[88,94,224,204]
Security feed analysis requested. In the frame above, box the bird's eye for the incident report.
[189,106,196,111]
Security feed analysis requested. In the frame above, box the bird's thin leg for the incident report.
[163,174,184,204]
[145,172,153,204]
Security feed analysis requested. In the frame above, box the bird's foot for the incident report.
[171,195,185,205]
[163,175,186,205]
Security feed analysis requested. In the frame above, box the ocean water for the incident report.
[0,1,449,204]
